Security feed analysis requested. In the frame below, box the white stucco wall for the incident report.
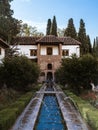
[11,44,80,59]
[40,46,46,55]
[12,45,37,59]
[53,46,59,55]
[0,47,5,63]
[40,46,59,55]
[62,45,80,58]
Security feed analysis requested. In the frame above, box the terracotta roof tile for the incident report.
[11,36,81,45]
[36,35,63,44]
[59,37,81,45]
[11,36,40,45]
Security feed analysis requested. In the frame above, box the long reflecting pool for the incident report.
[35,95,66,130]
[11,83,90,130]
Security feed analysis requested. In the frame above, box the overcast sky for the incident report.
[11,0,98,44]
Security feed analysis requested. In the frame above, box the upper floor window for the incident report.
[62,49,69,56]
[30,49,37,56]
[47,47,52,55]
[0,48,1,55]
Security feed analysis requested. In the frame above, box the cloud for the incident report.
[23,20,46,33]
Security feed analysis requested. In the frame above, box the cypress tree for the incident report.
[86,35,92,53]
[78,19,87,55]
[94,37,98,56]
[46,19,51,35]
[93,38,96,54]
[64,18,77,39]
[51,16,58,36]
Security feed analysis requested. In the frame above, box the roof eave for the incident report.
[0,38,9,48]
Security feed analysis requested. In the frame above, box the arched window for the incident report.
[47,63,52,70]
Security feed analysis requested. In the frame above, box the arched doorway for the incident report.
[47,72,53,80]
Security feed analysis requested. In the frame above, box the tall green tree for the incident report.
[51,16,58,36]
[93,38,96,54]
[64,18,77,39]
[0,0,20,43]
[86,35,92,53]
[18,23,44,37]
[78,19,87,55]
[93,37,98,56]
[46,19,51,35]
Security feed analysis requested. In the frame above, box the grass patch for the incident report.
[64,90,98,130]
[0,84,42,130]
[0,92,33,130]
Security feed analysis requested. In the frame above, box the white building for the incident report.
[0,38,9,63]
[11,35,81,82]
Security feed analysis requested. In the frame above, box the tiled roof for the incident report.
[11,36,81,45]
[11,36,40,45]
[0,38,9,48]
[59,37,81,45]
[36,35,63,44]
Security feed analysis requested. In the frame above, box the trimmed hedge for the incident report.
[0,92,33,130]
[65,90,98,130]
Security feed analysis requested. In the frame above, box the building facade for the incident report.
[0,38,9,63]
[11,35,81,82]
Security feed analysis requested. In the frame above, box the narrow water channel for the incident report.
[35,95,66,130]
[11,83,90,130]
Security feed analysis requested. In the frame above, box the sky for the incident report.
[11,0,98,44]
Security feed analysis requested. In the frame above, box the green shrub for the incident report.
[0,92,33,130]
[0,108,18,130]
[55,54,98,94]
[0,56,40,91]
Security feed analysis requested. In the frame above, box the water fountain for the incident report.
[11,82,90,130]
[35,94,66,130]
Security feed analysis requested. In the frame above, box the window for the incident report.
[62,50,69,56]
[47,63,52,70]
[30,49,37,56]
[47,47,52,55]
[0,48,1,55]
